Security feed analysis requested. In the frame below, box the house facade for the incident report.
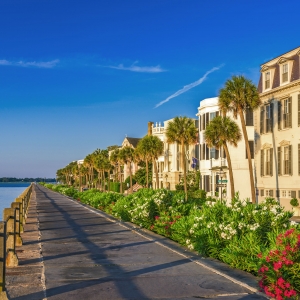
[151,119,198,190]
[197,97,255,201]
[255,46,300,210]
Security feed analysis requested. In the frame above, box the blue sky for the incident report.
[0,0,299,177]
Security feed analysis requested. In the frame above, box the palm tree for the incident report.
[119,146,135,193]
[204,116,242,199]
[110,148,123,193]
[83,154,94,188]
[136,136,154,188]
[219,75,261,204]
[165,117,198,199]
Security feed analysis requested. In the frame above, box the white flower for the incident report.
[193,224,197,228]
[186,239,191,244]
[189,229,194,234]
[188,244,194,250]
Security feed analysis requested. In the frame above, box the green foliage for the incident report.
[133,167,152,187]
[176,171,201,191]
[109,182,120,193]
[290,198,299,207]
[124,176,136,186]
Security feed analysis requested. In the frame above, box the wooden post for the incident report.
[11,203,22,246]
[15,198,24,233]
[3,209,18,267]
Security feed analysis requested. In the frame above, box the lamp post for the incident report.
[218,167,225,201]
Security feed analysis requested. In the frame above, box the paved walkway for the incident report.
[7,185,266,300]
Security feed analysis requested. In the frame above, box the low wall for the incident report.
[0,184,32,299]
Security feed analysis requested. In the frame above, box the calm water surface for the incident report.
[0,183,31,220]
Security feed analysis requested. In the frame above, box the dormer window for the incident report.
[282,63,288,83]
[265,72,270,89]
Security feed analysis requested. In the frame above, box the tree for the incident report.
[136,136,154,188]
[141,135,163,190]
[83,154,95,188]
[219,75,261,204]
[119,146,135,193]
[165,117,198,200]
[204,116,242,199]
[110,148,123,193]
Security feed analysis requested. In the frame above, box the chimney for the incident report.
[148,121,154,136]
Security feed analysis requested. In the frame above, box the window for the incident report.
[278,145,292,176]
[246,141,254,159]
[282,190,286,197]
[266,190,274,197]
[266,149,273,176]
[282,63,288,83]
[288,190,291,197]
[246,108,254,126]
[278,98,292,130]
[261,148,273,176]
[265,72,270,89]
[210,148,215,159]
[210,112,216,121]
[260,103,273,134]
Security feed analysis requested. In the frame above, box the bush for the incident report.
[258,228,300,299]
[290,198,299,207]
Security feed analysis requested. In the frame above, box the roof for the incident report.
[124,137,142,148]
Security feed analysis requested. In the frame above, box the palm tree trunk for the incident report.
[223,143,235,201]
[129,162,133,193]
[102,170,105,191]
[239,109,256,204]
[107,170,111,192]
[146,160,149,188]
[153,158,159,189]
[181,142,188,201]
[119,165,123,194]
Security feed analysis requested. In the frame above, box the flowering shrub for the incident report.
[47,184,300,297]
[258,228,300,299]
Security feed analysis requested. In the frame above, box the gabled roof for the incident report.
[123,137,142,148]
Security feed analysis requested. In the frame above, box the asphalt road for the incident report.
[8,185,267,300]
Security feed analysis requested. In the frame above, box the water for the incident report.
[0,182,31,220]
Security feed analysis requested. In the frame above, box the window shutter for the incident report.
[298,190,300,198]
[276,190,280,198]
[288,97,292,127]
[206,144,209,160]
[291,191,296,198]
[298,94,300,126]
[215,148,219,159]
[289,145,292,175]
[260,107,264,134]
[270,149,273,176]
[278,101,282,130]
[216,111,219,117]
[206,112,209,128]
[203,114,206,130]
[270,103,273,132]
[261,189,264,196]
[278,147,281,175]
[261,150,264,176]
[269,190,273,197]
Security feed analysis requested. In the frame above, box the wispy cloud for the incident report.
[107,61,166,73]
[0,59,59,68]
[154,65,224,108]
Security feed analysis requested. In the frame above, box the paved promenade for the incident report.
[6,185,266,300]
